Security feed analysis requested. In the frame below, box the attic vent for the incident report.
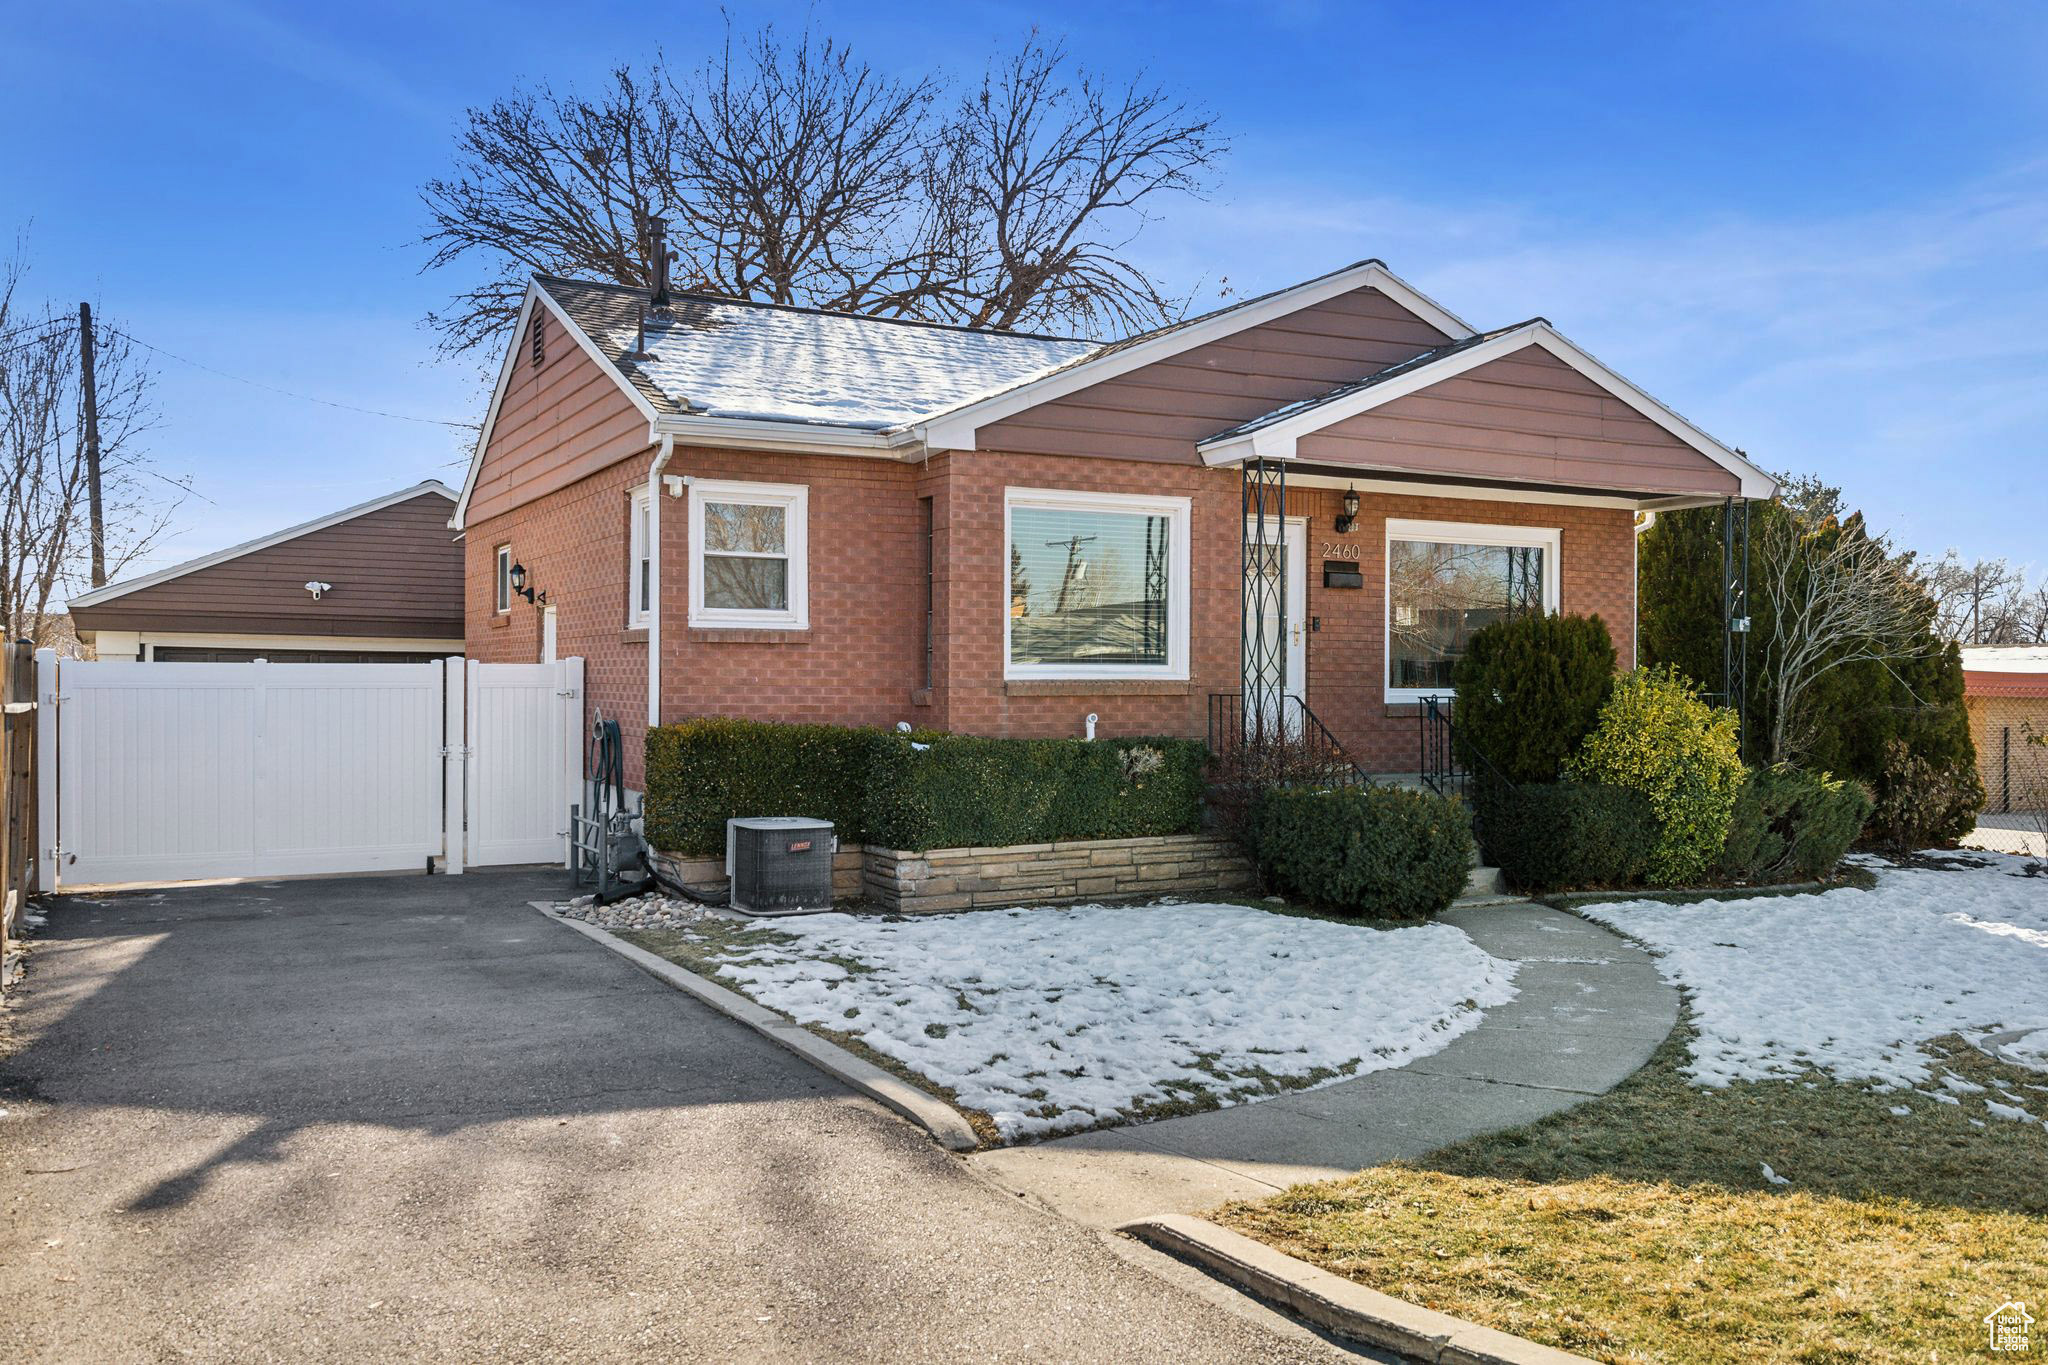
[530,312,547,369]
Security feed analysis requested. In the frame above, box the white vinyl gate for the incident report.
[36,651,583,889]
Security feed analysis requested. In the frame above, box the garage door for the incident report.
[39,654,583,888]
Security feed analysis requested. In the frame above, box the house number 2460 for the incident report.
[1320,541,1361,558]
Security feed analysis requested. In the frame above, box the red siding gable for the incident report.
[978,286,1451,463]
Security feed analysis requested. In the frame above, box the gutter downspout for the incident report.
[647,434,676,729]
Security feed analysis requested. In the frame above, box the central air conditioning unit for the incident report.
[725,817,836,915]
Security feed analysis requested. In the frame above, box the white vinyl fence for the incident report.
[37,652,583,889]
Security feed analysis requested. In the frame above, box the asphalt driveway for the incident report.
[0,872,1348,1363]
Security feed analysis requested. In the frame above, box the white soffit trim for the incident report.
[1198,323,1777,500]
[450,282,668,531]
[68,482,457,609]
[911,261,1477,452]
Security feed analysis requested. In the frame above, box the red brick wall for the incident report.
[465,454,651,785]
[466,443,1639,783]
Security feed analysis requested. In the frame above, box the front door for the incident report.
[1243,517,1308,735]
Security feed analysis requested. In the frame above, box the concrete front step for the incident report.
[1460,863,1507,902]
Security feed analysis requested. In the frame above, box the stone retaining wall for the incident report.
[649,833,1256,913]
[862,834,1255,914]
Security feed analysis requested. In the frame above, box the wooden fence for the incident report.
[0,640,38,996]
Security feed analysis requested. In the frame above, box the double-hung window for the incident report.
[1385,518,1558,702]
[1004,487,1190,680]
[626,486,653,628]
[687,479,809,630]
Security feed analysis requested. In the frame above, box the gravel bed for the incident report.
[555,892,730,931]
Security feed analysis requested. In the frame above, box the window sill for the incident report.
[488,614,510,630]
[684,627,810,645]
[1004,679,1191,697]
[621,627,649,644]
[910,687,934,707]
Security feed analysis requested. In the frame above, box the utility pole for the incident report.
[79,302,105,588]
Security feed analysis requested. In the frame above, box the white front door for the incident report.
[1244,518,1308,734]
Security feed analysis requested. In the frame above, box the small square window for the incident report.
[687,480,808,630]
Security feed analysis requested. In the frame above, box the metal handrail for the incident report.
[1208,691,1370,789]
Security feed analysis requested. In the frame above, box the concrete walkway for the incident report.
[969,901,1678,1227]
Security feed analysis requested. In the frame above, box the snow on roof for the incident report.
[1962,645,2048,674]
[539,277,1097,431]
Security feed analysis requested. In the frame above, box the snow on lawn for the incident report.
[697,902,1517,1141]
[1582,851,2048,1103]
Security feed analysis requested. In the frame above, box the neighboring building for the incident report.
[452,261,1773,790]
[69,482,464,662]
[1962,645,2048,813]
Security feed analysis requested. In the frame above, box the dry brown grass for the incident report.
[1214,1029,2048,1363]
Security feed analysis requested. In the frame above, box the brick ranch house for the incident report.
[451,259,1774,792]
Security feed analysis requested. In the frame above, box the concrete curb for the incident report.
[1120,1214,1593,1365]
[528,903,981,1152]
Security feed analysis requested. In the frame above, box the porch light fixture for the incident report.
[1334,485,1361,534]
[509,561,537,605]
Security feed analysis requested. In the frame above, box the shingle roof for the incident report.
[1204,319,1546,442]
[538,276,1097,431]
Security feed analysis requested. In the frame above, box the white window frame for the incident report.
[687,478,809,630]
[494,544,512,614]
[1003,486,1191,682]
[1384,517,1560,704]
[626,485,653,628]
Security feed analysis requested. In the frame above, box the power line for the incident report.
[100,326,481,431]
[0,316,74,345]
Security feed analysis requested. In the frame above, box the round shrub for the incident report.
[1450,613,1617,784]
[1250,785,1475,919]
[1716,764,1872,882]
[1865,738,1984,850]
[1474,779,1661,893]
[1566,667,1744,886]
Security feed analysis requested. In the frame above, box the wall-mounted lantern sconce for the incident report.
[509,561,544,606]
[1334,485,1361,535]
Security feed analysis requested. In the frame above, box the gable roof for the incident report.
[543,277,1098,431]
[68,481,456,610]
[1194,319,1778,500]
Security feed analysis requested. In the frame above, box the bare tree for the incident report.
[1757,487,1940,763]
[1996,581,2048,645]
[1925,550,2024,644]
[0,241,179,647]
[419,25,1224,355]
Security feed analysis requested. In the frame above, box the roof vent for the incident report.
[529,311,546,369]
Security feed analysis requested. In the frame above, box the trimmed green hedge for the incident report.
[865,734,1207,852]
[1718,765,1872,881]
[1250,786,1475,920]
[642,719,1207,857]
[644,718,891,857]
[1475,779,1661,894]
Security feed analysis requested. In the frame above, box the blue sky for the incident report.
[7,1,2045,593]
